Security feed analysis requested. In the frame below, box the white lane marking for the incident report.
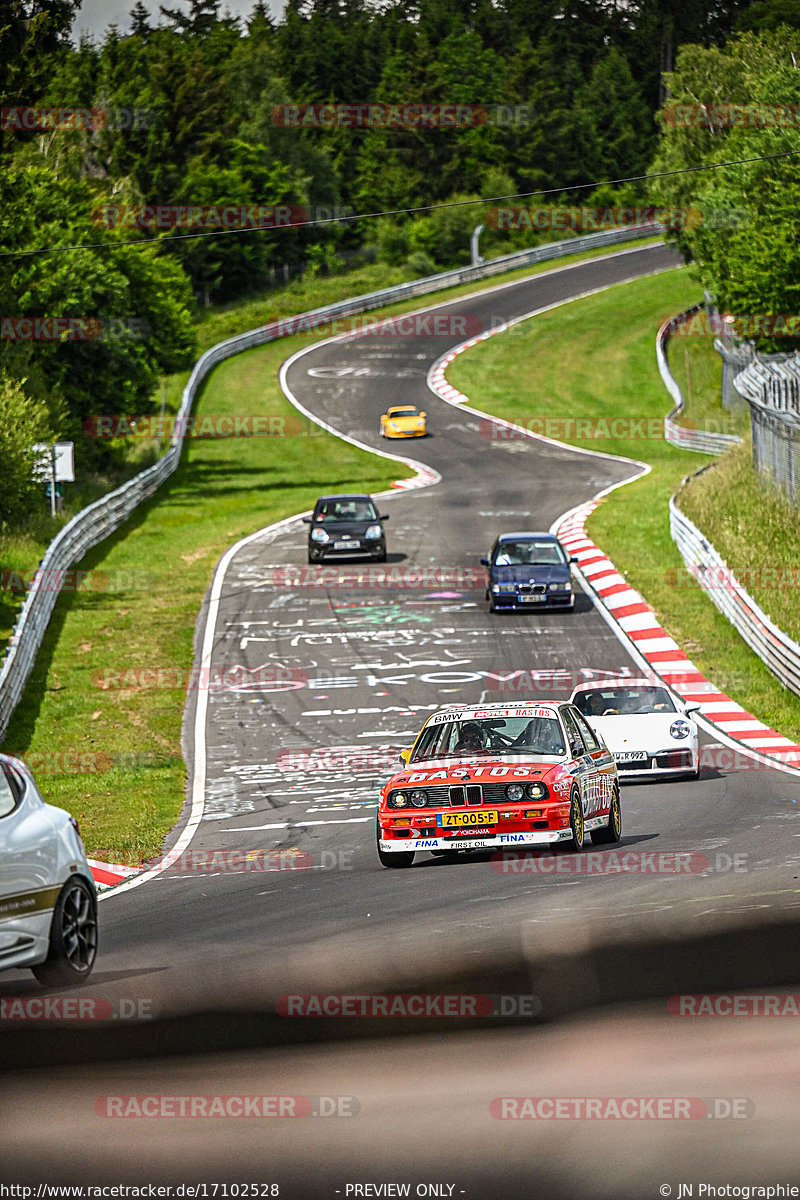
[226,817,373,830]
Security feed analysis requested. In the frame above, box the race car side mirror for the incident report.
[685,702,701,714]
[569,557,578,564]
[380,514,390,521]
[420,411,427,417]
[480,557,489,566]
[398,749,411,765]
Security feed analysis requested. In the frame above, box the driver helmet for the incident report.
[458,721,484,751]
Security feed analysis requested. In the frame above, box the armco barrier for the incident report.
[669,490,800,699]
[657,305,742,455]
[0,225,660,744]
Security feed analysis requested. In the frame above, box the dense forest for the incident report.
[1,0,799,524]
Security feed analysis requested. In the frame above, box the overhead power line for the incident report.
[1,148,797,260]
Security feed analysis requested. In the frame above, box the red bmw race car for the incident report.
[376,701,621,868]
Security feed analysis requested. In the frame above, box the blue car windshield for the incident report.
[494,540,565,566]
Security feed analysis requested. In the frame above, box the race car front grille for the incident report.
[515,582,547,594]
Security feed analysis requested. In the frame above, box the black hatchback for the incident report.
[303,493,389,564]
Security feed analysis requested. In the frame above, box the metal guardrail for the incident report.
[657,306,742,455]
[0,223,659,744]
[735,355,800,503]
[670,491,800,698]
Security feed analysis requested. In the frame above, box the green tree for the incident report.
[0,375,53,529]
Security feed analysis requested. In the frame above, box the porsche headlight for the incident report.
[670,720,691,740]
[310,527,329,543]
[365,524,382,540]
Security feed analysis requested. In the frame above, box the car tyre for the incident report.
[591,785,622,845]
[32,876,98,987]
[376,818,415,868]
[564,789,585,852]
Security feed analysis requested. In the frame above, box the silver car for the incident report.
[0,753,97,985]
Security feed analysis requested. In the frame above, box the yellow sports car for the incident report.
[379,405,427,438]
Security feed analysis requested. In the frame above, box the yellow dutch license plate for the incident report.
[437,810,499,828]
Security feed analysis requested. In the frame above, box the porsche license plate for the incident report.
[437,810,499,828]
[615,751,647,762]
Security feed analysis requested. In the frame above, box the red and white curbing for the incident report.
[87,856,140,891]
[554,502,800,769]
[428,313,800,775]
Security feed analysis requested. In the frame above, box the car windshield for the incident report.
[411,715,566,761]
[493,540,565,566]
[390,407,418,418]
[573,687,677,716]
[315,499,378,522]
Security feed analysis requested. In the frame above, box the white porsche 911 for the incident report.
[0,753,98,985]
[570,679,700,781]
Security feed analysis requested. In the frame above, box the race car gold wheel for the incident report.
[591,786,622,845]
[565,789,585,852]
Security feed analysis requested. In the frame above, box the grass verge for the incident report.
[447,268,800,743]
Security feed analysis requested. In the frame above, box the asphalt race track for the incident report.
[5,241,800,1001]
[5,241,800,1196]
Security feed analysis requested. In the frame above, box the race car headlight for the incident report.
[505,784,524,801]
[493,583,516,593]
[670,720,691,740]
[310,527,329,543]
[365,524,383,540]
[388,791,408,808]
[410,789,427,807]
[526,781,549,800]
[548,582,570,591]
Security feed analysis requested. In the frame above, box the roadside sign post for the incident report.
[32,442,75,516]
